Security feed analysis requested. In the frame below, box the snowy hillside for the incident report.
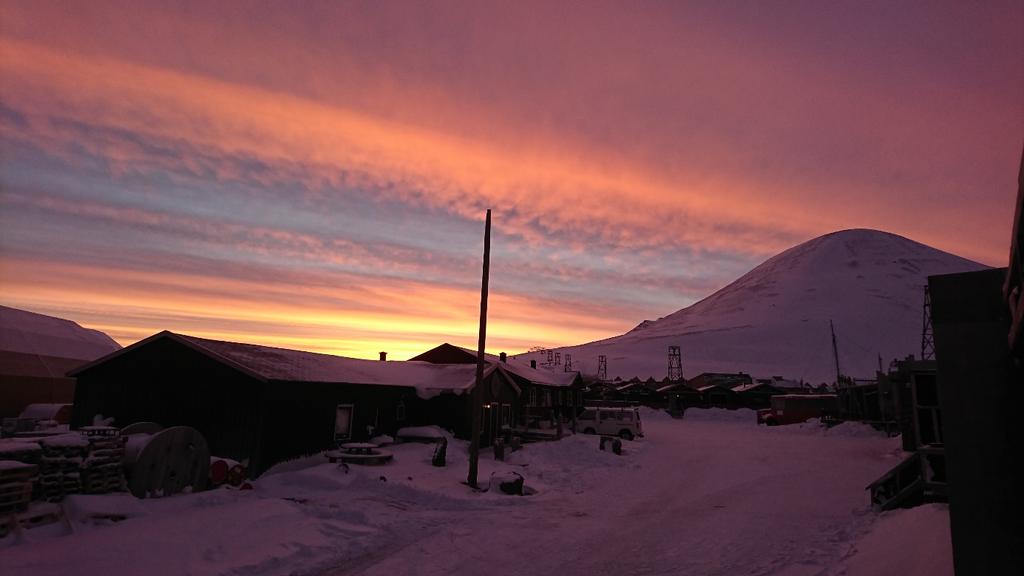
[0,305,121,361]
[527,229,987,384]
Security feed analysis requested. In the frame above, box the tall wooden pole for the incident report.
[467,209,491,488]
[830,319,841,387]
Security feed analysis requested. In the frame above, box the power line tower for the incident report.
[554,352,561,366]
[668,346,683,381]
[564,354,572,372]
[921,285,935,360]
[597,355,608,381]
[546,349,553,365]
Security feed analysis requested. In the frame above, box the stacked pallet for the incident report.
[0,460,37,537]
[38,434,89,502]
[80,427,125,494]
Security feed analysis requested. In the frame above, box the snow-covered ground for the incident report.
[0,410,951,576]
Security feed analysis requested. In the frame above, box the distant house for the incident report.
[731,382,783,409]
[755,375,808,395]
[656,380,701,412]
[688,372,753,390]
[69,331,516,475]
[695,384,739,408]
[410,343,583,429]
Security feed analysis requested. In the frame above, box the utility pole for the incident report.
[830,320,841,387]
[467,209,491,489]
[597,355,608,381]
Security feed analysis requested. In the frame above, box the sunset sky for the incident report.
[1,1,1021,358]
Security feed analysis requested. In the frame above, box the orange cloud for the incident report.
[0,38,822,258]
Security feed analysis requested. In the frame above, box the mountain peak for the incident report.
[525,229,986,384]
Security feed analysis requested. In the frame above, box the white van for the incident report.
[577,406,643,440]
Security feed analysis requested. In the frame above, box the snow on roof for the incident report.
[0,305,121,361]
[655,383,695,393]
[731,383,777,393]
[173,333,484,398]
[775,393,838,399]
[18,403,71,420]
[696,384,736,393]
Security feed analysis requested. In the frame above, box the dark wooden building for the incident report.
[688,372,753,390]
[69,332,506,475]
[410,343,583,429]
[930,267,1023,574]
[695,384,739,408]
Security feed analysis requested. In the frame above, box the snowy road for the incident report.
[2,410,950,576]
[322,413,901,576]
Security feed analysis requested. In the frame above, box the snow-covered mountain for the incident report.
[525,229,988,385]
[0,305,121,361]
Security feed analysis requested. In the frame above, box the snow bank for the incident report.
[838,504,953,576]
[395,426,450,441]
[825,421,890,438]
[683,407,758,423]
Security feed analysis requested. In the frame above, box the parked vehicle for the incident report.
[578,406,643,440]
[757,394,839,426]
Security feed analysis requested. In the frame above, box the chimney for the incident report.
[499,352,507,363]
[379,351,387,362]
[530,360,537,369]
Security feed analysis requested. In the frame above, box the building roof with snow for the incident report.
[71,331,487,398]
[0,305,123,417]
[0,305,121,361]
[731,382,782,394]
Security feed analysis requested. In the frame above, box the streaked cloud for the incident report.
[0,1,1019,357]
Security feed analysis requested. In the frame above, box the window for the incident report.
[395,398,407,422]
[335,404,354,440]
